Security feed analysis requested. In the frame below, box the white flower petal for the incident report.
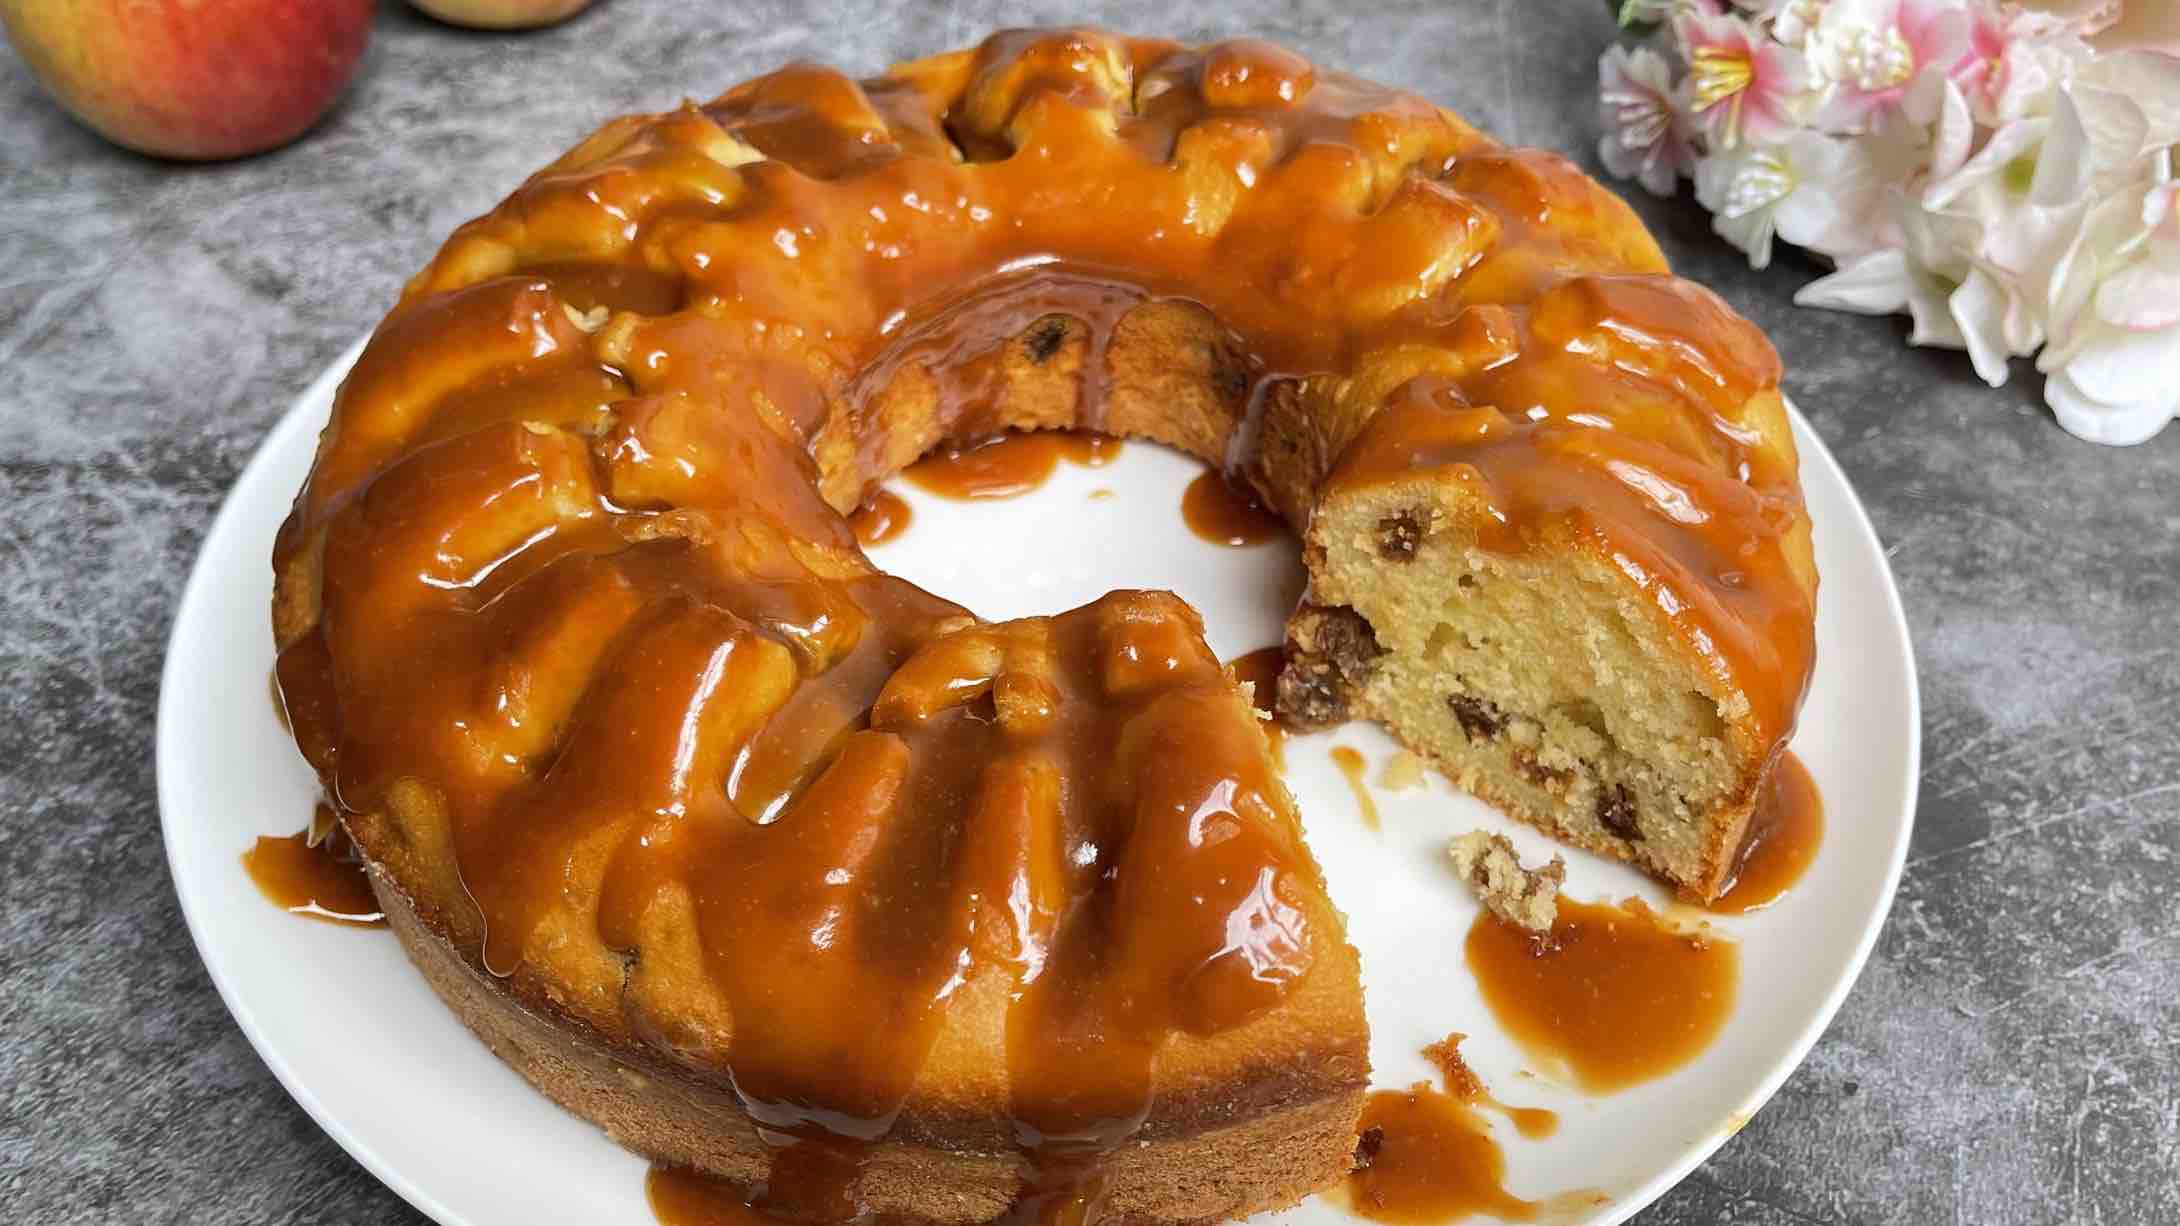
[2045,367,2178,445]
[1638,153,1682,198]
[1930,75,1975,182]
[2093,257,2180,331]
[1901,199,1981,279]
[1794,250,1913,313]
[1716,208,1780,269]
[1907,283,1968,350]
[1598,132,1643,183]
[1924,118,2049,211]
[2028,87,2094,207]
[1949,269,2017,386]
[2043,189,2164,359]
[2062,312,2180,405]
[2078,49,2180,149]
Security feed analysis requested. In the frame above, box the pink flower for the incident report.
[1809,0,1975,132]
[1597,44,1697,196]
[1957,7,2096,126]
[1675,8,1810,147]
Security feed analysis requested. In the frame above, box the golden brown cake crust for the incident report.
[375,863,1366,1225]
[269,25,1814,1222]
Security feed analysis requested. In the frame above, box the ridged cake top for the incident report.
[272,27,1812,1222]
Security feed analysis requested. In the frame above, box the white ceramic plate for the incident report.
[161,338,1918,1226]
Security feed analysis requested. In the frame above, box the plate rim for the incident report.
[158,339,1921,1226]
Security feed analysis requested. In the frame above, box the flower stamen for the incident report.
[1690,47,1755,111]
[1832,24,1916,93]
[1690,46,1757,146]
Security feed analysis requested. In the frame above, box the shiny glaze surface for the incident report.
[847,489,913,545]
[1465,896,1737,1093]
[903,430,1120,501]
[1712,750,1823,915]
[1345,1083,1536,1224]
[270,26,1802,1221]
[1181,469,1285,546]
[1339,1037,1592,1224]
[649,1166,774,1226]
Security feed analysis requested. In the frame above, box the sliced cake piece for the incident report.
[1277,291,1817,903]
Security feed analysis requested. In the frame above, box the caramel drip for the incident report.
[1180,469,1285,547]
[1340,1035,1585,1224]
[902,430,1115,501]
[1344,1084,1538,1224]
[1712,750,1823,914]
[1466,896,1738,1093]
[269,27,1807,1224]
[847,489,913,545]
[1420,1033,1557,1140]
[648,1166,774,1226]
[1329,745,1381,832]
[242,803,385,928]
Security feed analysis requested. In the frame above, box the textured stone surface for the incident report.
[3,2,2175,1223]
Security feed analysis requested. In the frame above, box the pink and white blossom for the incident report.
[1593,0,2180,444]
[1599,45,1699,196]
[1694,130,1894,266]
[1807,0,1975,132]
[1676,8,1811,147]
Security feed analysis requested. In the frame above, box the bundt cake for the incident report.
[269,27,1816,1224]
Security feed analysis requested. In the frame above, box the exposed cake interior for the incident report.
[1292,478,1756,895]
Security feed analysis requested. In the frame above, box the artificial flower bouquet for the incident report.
[1599,0,2180,444]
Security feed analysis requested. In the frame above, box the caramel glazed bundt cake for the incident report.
[269,27,1817,1226]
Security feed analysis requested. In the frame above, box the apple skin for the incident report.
[0,0,374,161]
[406,0,593,31]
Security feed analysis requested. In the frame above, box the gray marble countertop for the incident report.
[4,2,2175,1223]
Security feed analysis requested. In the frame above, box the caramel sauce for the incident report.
[1330,745,1381,832]
[1712,750,1823,915]
[1181,470,1285,547]
[1344,1084,1538,1224]
[267,27,1808,1224]
[1338,1035,1591,1225]
[1058,433,1123,467]
[241,804,385,928]
[648,1167,769,1226]
[1422,1033,1557,1140]
[847,489,913,546]
[1226,646,1288,766]
[269,671,290,733]
[903,430,1123,500]
[1466,897,1737,1093]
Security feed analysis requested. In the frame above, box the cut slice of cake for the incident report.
[1276,287,1817,903]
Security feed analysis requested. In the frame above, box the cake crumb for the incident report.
[1380,749,1426,790]
[1448,831,1564,934]
[1420,1033,1483,1101]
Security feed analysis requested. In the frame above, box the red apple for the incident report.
[406,0,592,31]
[0,0,374,161]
